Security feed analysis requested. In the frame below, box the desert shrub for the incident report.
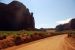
[0,40,4,49]
[14,36,22,45]
[0,40,9,49]
[0,35,6,40]
[45,33,51,37]
[19,34,29,43]
[30,33,41,40]
[6,35,15,47]
[38,33,47,38]
[0,35,15,49]
[25,35,32,42]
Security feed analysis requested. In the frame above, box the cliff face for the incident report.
[0,1,35,30]
[70,18,75,30]
[56,18,75,31]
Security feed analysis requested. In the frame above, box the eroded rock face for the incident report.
[70,18,75,30]
[55,18,75,31]
[0,1,35,30]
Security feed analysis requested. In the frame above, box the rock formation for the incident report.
[56,18,75,31]
[70,18,75,30]
[0,1,35,30]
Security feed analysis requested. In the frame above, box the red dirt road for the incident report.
[5,34,75,50]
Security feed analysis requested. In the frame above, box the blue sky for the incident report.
[1,0,75,28]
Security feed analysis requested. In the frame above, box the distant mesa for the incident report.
[0,1,35,31]
[56,18,75,31]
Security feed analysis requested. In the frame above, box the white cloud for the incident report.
[56,18,72,24]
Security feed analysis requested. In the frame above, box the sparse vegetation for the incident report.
[0,30,64,50]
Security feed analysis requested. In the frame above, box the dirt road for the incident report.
[16,34,67,50]
[5,34,75,50]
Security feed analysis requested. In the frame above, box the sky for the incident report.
[1,0,75,28]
